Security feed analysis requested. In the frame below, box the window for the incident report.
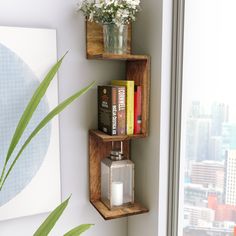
[169,0,236,235]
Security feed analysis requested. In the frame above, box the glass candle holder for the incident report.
[101,147,134,210]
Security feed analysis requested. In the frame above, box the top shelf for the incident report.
[86,21,150,61]
[86,21,133,58]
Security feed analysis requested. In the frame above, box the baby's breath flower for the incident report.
[77,0,141,26]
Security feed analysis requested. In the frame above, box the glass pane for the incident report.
[179,0,236,235]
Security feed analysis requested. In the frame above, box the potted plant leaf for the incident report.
[0,53,95,235]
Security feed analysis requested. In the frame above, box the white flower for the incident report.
[125,0,140,6]
[76,1,83,11]
[94,3,103,8]
[77,0,141,26]
[104,0,114,4]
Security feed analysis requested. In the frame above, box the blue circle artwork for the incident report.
[0,43,51,206]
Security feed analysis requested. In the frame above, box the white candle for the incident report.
[111,181,123,206]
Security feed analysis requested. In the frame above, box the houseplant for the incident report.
[0,53,95,235]
[77,0,141,54]
[34,196,93,236]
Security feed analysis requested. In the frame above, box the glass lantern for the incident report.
[101,142,134,210]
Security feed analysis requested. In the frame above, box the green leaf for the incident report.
[64,224,94,236]
[0,81,95,190]
[0,52,67,185]
[33,196,71,236]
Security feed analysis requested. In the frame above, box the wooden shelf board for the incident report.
[89,129,147,142]
[87,53,149,61]
[91,200,149,220]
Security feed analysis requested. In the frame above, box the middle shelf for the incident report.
[89,129,146,142]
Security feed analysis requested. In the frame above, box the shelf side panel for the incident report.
[126,58,150,137]
[86,21,132,58]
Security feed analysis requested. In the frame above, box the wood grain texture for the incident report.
[89,131,130,202]
[91,200,149,220]
[126,57,151,137]
[87,53,148,61]
[89,129,146,142]
[86,21,132,57]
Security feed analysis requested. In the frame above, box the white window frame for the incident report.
[168,0,185,235]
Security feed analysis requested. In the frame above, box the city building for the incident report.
[209,136,223,161]
[185,184,223,206]
[191,161,224,190]
[224,150,236,206]
[186,118,211,162]
[211,102,229,136]
[184,205,215,227]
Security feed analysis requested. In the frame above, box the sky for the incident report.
[183,0,236,110]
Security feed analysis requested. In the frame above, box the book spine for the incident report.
[126,82,134,135]
[111,86,118,135]
[134,85,142,134]
[111,80,134,135]
[98,86,118,135]
[117,86,126,135]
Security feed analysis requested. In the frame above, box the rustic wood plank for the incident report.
[86,21,132,57]
[91,200,149,220]
[87,53,148,61]
[89,129,146,142]
[89,131,130,202]
[126,57,150,137]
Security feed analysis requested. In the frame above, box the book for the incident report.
[98,85,117,135]
[98,85,126,135]
[111,80,134,135]
[117,86,126,135]
[134,85,142,134]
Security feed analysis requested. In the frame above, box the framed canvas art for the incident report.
[0,26,61,221]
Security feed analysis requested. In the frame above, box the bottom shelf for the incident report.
[91,200,149,220]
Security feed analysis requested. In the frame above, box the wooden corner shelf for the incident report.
[89,131,148,220]
[91,200,148,220]
[86,20,150,220]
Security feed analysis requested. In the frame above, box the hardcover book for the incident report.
[98,85,126,135]
[111,80,134,135]
[134,85,142,134]
[117,86,126,135]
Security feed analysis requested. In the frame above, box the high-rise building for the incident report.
[222,123,236,151]
[209,136,223,161]
[191,161,224,190]
[211,102,229,136]
[224,150,236,206]
[186,118,211,161]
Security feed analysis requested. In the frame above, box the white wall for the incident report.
[0,0,127,235]
[128,0,173,235]
[0,0,173,235]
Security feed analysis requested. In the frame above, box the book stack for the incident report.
[98,80,142,136]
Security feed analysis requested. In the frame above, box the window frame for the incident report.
[168,0,185,235]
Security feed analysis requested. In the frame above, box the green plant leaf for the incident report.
[0,52,67,185]
[33,196,71,236]
[0,81,95,190]
[64,224,94,236]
